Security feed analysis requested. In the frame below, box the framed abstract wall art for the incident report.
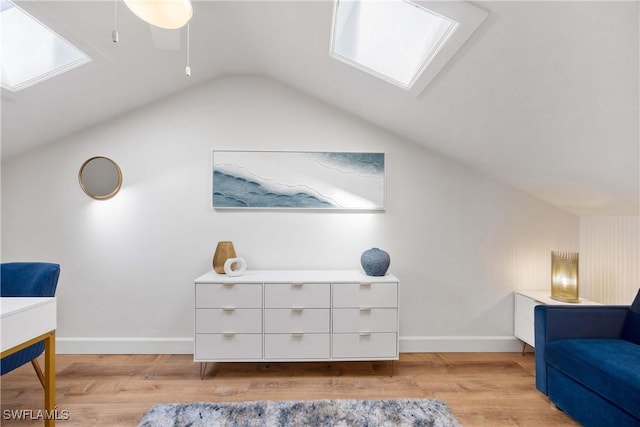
[212,151,385,210]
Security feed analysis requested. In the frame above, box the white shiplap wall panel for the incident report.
[579,216,639,304]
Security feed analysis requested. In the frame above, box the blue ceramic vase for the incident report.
[360,248,390,276]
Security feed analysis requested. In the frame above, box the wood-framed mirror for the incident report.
[78,156,123,200]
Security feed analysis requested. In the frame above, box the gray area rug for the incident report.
[137,398,462,427]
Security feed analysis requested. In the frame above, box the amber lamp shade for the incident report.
[551,251,579,303]
[213,241,237,274]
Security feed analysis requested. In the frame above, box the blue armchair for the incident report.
[1,262,60,387]
[535,289,640,427]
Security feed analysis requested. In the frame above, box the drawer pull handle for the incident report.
[291,307,304,312]
[223,332,235,337]
[222,283,236,287]
[360,282,372,287]
[291,332,304,337]
[359,331,371,336]
[359,307,372,312]
[222,307,235,312]
[291,282,304,287]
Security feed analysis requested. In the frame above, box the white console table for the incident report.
[194,270,399,374]
[1,297,57,426]
[514,290,599,351]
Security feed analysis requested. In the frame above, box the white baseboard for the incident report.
[399,336,524,352]
[56,337,193,354]
[57,336,524,354]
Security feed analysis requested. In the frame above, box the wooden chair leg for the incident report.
[31,359,46,389]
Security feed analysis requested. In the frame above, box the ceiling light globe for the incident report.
[124,0,193,30]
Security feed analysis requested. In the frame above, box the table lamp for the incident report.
[551,251,579,303]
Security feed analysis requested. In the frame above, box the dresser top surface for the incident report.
[194,270,398,284]
[515,290,600,305]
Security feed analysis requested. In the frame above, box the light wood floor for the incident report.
[0,353,577,426]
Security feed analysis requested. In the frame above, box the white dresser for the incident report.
[514,290,599,348]
[194,270,399,363]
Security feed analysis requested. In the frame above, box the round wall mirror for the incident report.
[78,156,123,200]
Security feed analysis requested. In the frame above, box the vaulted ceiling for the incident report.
[2,1,638,215]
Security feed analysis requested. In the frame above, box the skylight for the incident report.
[0,0,91,92]
[331,0,459,89]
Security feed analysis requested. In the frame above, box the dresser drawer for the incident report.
[195,308,262,334]
[264,283,330,308]
[196,283,262,308]
[332,283,397,308]
[264,308,329,333]
[515,294,540,322]
[195,333,262,360]
[333,308,397,333]
[264,333,330,359]
[332,332,397,359]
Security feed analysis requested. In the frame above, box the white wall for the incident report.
[580,216,639,304]
[1,76,579,353]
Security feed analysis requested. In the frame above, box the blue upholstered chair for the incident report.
[1,262,60,387]
[535,289,640,427]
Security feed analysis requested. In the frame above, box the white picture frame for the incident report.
[212,151,385,210]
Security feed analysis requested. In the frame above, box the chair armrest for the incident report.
[534,305,628,395]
